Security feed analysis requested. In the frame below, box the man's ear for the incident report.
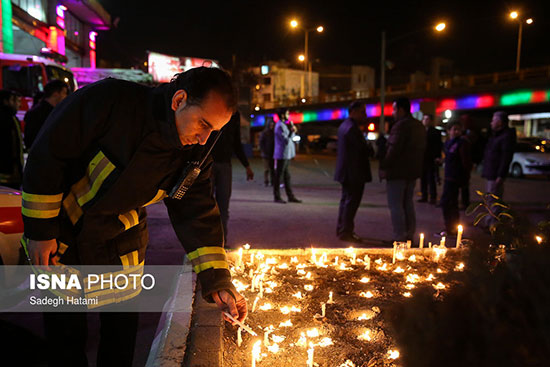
[171,89,188,111]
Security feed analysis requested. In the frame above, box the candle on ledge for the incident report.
[456,225,463,248]
[321,302,326,317]
[237,327,243,347]
[392,242,397,264]
[364,255,370,270]
[252,340,261,367]
[237,247,243,268]
[428,241,432,249]
[327,291,334,304]
[307,343,314,367]
[419,233,424,249]
[440,236,446,248]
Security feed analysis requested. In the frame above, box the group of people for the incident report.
[0,80,69,189]
[259,109,302,203]
[335,96,517,245]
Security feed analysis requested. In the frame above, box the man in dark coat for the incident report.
[259,119,275,186]
[380,97,426,242]
[419,114,442,204]
[22,68,247,366]
[23,79,68,149]
[334,101,372,243]
[0,90,23,189]
[482,111,516,199]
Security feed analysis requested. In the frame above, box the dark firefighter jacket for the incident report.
[21,78,235,307]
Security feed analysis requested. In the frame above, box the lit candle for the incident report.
[237,247,243,268]
[440,236,446,247]
[327,291,334,304]
[364,255,371,270]
[334,256,339,266]
[392,242,397,264]
[307,343,314,367]
[351,252,357,265]
[252,296,260,312]
[252,340,261,367]
[536,235,542,245]
[456,225,463,248]
[407,240,411,249]
[237,327,242,347]
[428,241,432,249]
[244,243,250,250]
[311,248,317,264]
[419,233,424,249]
[250,275,256,292]
[321,302,326,317]
[259,279,264,298]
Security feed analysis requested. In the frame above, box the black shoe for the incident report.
[338,233,364,243]
[274,198,287,204]
[417,198,428,203]
[288,197,302,203]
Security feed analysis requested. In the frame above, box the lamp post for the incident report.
[378,22,446,134]
[509,11,533,73]
[290,20,324,99]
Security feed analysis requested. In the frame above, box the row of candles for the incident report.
[231,244,465,366]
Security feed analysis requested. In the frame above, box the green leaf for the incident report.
[491,202,510,209]
[474,212,488,226]
[475,190,484,196]
[466,202,483,216]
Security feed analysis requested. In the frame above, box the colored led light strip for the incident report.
[251,89,550,127]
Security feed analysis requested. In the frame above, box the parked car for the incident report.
[0,186,22,266]
[509,139,550,178]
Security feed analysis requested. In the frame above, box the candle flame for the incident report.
[357,329,372,341]
[339,360,356,367]
[293,291,303,299]
[393,266,405,273]
[376,263,389,271]
[408,254,417,262]
[357,313,369,320]
[267,343,280,353]
[437,268,444,273]
[536,236,543,244]
[388,349,400,359]
[360,277,370,283]
[434,282,446,290]
[297,332,307,347]
[243,243,250,250]
[290,256,299,263]
[317,337,333,347]
[304,285,314,291]
[455,262,465,271]
[339,263,349,270]
[405,283,415,290]
[258,303,273,311]
[359,291,374,298]
[297,269,306,276]
[305,272,312,279]
[306,328,320,337]
[406,274,420,283]
[252,340,262,365]
[271,334,285,343]
[426,274,435,281]
[279,319,293,327]
[403,292,412,297]
[374,258,383,265]
[232,279,249,292]
[278,263,289,269]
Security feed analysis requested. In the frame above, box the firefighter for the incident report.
[22,67,246,366]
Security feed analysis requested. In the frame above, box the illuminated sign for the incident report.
[261,65,270,75]
[148,51,220,83]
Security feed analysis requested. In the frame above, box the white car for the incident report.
[509,140,550,178]
[0,186,23,266]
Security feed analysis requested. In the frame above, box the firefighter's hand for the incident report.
[245,166,254,181]
[212,289,248,324]
[27,239,58,266]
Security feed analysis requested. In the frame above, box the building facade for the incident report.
[2,0,110,68]
[319,64,375,102]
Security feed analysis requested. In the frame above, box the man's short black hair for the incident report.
[423,113,434,121]
[348,101,365,113]
[493,111,509,125]
[277,108,288,121]
[44,79,68,98]
[394,97,411,113]
[170,67,237,111]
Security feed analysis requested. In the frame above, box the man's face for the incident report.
[490,114,503,132]
[9,95,19,111]
[173,90,233,146]
[449,125,462,139]
[422,115,433,128]
[53,87,68,106]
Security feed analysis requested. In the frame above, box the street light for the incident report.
[289,19,324,98]
[298,54,305,62]
[509,11,533,72]
[379,22,446,134]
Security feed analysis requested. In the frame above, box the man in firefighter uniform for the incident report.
[21,67,246,366]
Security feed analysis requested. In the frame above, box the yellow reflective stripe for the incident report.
[118,210,139,231]
[119,250,139,268]
[193,260,229,273]
[143,190,167,207]
[21,207,60,219]
[77,161,115,206]
[131,251,139,266]
[62,192,83,225]
[22,192,63,203]
[22,192,63,219]
[187,246,226,261]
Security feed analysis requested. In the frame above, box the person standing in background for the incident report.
[0,90,24,189]
[419,114,442,205]
[210,110,254,243]
[273,109,301,203]
[23,79,69,149]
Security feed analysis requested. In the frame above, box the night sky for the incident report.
[97,0,549,82]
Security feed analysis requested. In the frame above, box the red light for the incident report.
[531,91,548,103]
[367,123,375,131]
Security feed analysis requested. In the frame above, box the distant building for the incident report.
[2,0,111,68]
[319,65,375,102]
[250,61,319,110]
